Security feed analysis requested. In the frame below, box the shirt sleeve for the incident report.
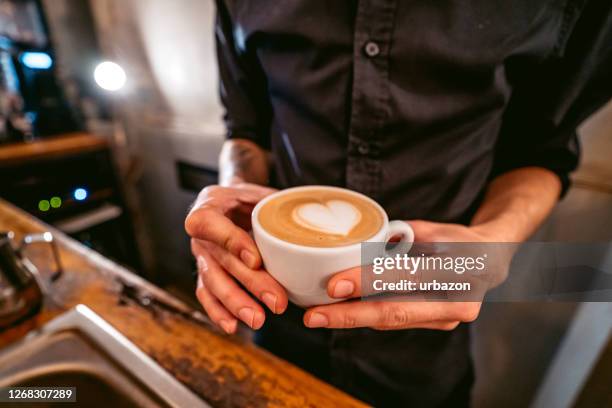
[492,0,612,197]
[215,0,272,148]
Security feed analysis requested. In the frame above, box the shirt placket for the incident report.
[332,0,398,390]
[345,0,397,201]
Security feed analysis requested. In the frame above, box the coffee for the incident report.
[253,185,414,306]
[258,188,384,247]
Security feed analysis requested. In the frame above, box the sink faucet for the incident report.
[0,231,62,329]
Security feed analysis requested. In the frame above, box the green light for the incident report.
[38,200,50,212]
[50,196,62,208]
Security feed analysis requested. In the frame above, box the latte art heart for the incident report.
[258,188,384,247]
[292,200,362,236]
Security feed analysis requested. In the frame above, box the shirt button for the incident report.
[364,41,380,58]
[357,143,370,155]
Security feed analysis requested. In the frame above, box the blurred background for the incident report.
[0,1,610,407]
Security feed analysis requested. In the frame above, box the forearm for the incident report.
[218,139,271,186]
[470,167,562,242]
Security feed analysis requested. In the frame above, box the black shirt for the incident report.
[214,1,611,406]
[216,0,611,223]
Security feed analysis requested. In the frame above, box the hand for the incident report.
[186,183,288,334]
[302,220,510,330]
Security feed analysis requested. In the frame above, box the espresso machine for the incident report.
[0,45,31,143]
[0,0,78,144]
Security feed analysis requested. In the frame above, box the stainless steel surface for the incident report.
[0,305,209,408]
[55,204,123,234]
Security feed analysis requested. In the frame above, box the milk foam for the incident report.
[292,200,362,236]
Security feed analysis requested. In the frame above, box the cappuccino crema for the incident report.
[258,188,384,247]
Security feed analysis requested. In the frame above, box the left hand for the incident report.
[303,220,506,330]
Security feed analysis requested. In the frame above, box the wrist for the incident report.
[470,213,527,242]
[220,175,247,187]
[219,139,270,187]
[469,168,560,243]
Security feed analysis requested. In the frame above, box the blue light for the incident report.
[73,188,88,201]
[20,52,53,70]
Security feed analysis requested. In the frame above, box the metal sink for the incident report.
[0,305,209,408]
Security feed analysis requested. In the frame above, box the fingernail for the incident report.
[333,280,354,298]
[240,250,257,269]
[238,307,255,328]
[219,319,236,334]
[252,311,265,330]
[197,255,208,272]
[261,292,277,313]
[307,312,329,328]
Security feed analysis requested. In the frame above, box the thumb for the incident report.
[327,266,362,299]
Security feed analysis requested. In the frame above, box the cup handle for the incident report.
[385,221,414,256]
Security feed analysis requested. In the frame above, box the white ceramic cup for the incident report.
[252,186,414,307]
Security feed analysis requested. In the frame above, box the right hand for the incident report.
[185,183,288,334]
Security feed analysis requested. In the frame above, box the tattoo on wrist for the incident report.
[219,140,269,186]
[231,144,257,178]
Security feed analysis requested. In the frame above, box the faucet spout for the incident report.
[0,231,60,329]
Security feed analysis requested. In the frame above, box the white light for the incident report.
[94,61,126,91]
[73,188,88,201]
[21,52,53,69]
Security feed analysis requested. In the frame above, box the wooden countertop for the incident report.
[0,132,108,166]
[0,199,365,408]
